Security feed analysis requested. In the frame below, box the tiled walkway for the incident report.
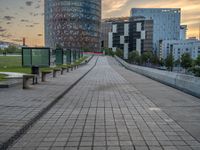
[8,57,200,150]
[0,57,96,148]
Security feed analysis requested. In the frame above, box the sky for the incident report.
[0,0,200,46]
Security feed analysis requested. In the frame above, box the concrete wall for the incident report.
[115,56,200,98]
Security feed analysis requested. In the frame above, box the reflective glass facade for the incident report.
[45,0,101,51]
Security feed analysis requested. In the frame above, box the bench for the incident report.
[72,64,77,70]
[74,64,79,69]
[61,67,68,75]
[23,74,36,89]
[53,68,61,78]
[70,65,73,71]
[41,70,52,82]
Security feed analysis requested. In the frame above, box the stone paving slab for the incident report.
[0,57,97,148]
[8,56,200,150]
[108,56,200,142]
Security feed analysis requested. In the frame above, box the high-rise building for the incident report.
[131,8,181,55]
[109,16,153,59]
[180,25,187,40]
[45,0,101,51]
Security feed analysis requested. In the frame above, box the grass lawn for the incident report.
[0,56,88,74]
[0,56,31,73]
[0,74,7,81]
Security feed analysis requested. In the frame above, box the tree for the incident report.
[141,52,153,65]
[181,53,192,70]
[165,53,174,71]
[115,48,123,58]
[195,55,200,66]
[104,48,114,56]
[4,45,21,54]
[128,51,140,64]
[174,59,181,67]
[151,54,160,65]
[159,58,165,66]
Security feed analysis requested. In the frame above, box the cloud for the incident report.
[25,25,34,27]
[0,33,12,38]
[103,0,129,15]
[21,19,29,22]
[0,26,6,32]
[37,34,43,36]
[3,16,15,21]
[35,4,40,9]
[12,39,22,42]
[25,1,33,6]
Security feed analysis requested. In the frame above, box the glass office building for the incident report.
[45,0,101,51]
[131,8,181,55]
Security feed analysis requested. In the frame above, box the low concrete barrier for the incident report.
[115,56,200,98]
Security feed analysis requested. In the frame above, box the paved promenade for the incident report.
[108,57,200,142]
[0,57,97,149]
[8,57,200,150]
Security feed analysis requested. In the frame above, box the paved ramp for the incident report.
[8,57,200,150]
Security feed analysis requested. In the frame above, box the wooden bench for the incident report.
[23,74,36,89]
[53,68,61,78]
[41,70,52,82]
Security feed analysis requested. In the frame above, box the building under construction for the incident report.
[45,0,101,51]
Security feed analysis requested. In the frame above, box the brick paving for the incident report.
[8,57,200,150]
[0,57,96,148]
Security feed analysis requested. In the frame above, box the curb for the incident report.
[115,56,200,99]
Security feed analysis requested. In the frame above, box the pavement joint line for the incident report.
[77,83,95,150]
[110,100,122,149]
[0,56,98,150]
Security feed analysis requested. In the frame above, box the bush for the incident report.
[4,45,21,54]
[141,52,153,64]
[104,48,114,56]
[115,48,123,58]
[128,51,140,64]
[189,66,200,77]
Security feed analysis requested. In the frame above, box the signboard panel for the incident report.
[22,47,50,67]
[55,49,63,65]
[22,48,31,66]
[66,50,71,64]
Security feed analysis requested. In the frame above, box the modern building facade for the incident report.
[109,17,153,59]
[45,0,101,51]
[101,21,112,49]
[101,17,129,49]
[160,40,200,61]
[131,8,181,54]
[180,25,187,40]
